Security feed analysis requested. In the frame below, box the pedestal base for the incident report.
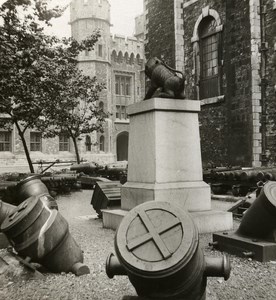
[102,209,233,234]
[213,232,276,262]
[121,181,211,211]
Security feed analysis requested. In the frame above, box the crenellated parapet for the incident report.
[110,34,144,65]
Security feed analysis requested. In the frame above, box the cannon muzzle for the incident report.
[0,200,16,227]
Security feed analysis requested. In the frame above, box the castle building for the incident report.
[0,0,145,172]
[144,0,276,167]
[70,0,145,163]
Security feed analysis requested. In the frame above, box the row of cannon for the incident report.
[207,167,276,182]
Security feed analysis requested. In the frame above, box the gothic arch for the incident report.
[111,50,117,62]
[130,53,135,64]
[136,54,141,65]
[191,6,223,100]
[191,6,223,43]
[124,52,129,63]
[118,51,123,63]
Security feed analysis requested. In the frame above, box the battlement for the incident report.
[110,34,144,59]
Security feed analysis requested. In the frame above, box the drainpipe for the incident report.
[259,0,268,165]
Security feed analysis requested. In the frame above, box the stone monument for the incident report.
[102,58,232,233]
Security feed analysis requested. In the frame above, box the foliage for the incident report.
[0,0,105,170]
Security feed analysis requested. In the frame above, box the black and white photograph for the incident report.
[0,0,276,299]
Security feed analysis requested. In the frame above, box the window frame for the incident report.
[99,135,105,152]
[59,133,70,152]
[30,132,42,152]
[115,75,132,120]
[0,130,12,152]
[198,17,221,99]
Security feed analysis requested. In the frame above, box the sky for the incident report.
[0,0,144,37]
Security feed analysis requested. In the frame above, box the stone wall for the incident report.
[144,0,176,66]
[263,0,276,164]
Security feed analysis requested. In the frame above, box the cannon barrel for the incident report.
[17,175,49,203]
[70,162,100,174]
[1,195,89,276]
[237,181,276,241]
[17,175,57,209]
[106,201,230,300]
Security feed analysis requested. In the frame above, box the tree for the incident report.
[41,71,107,164]
[0,0,103,171]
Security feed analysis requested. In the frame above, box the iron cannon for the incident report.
[144,57,185,100]
[1,195,89,276]
[106,201,230,300]
[212,181,276,261]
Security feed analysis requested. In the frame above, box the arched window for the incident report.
[118,51,123,63]
[130,53,135,64]
[124,52,129,64]
[100,135,105,152]
[111,50,117,62]
[136,54,141,65]
[85,135,91,151]
[198,16,220,99]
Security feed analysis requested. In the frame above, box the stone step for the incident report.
[102,208,233,234]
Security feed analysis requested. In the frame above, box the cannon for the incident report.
[0,200,16,248]
[16,174,58,209]
[1,194,89,276]
[212,181,276,262]
[144,57,185,100]
[70,162,102,175]
[106,201,230,300]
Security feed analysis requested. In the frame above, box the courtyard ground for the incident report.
[0,189,276,300]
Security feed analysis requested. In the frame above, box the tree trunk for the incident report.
[15,122,35,173]
[72,136,81,164]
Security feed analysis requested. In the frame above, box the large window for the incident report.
[115,75,131,119]
[30,132,42,151]
[59,133,70,151]
[199,16,220,99]
[0,131,11,151]
[115,75,131,96]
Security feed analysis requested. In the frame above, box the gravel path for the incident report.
[1,190,276,300]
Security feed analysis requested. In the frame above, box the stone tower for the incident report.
[70,0,145,164]
[70,0,113,159]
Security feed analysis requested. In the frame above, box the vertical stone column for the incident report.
[121,98,211,212]
[249,0,262,167]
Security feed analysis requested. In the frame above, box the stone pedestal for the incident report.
[121,98,210,211]
[103,98,232,233]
